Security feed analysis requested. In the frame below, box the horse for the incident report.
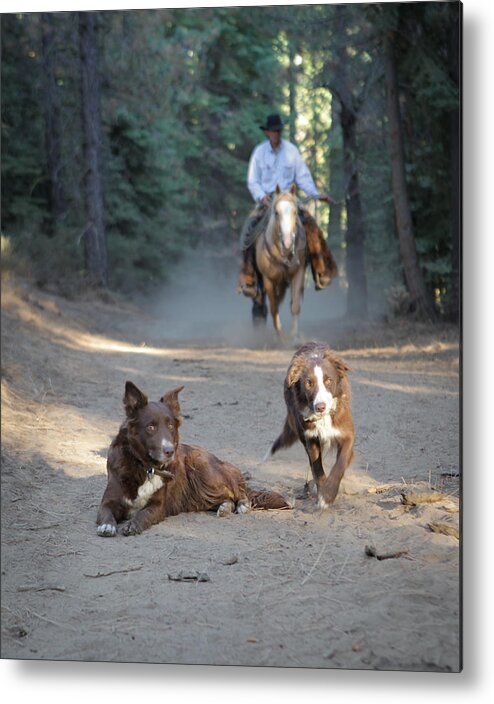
[253,185,306,341]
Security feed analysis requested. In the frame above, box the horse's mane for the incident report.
[241,190,298,249]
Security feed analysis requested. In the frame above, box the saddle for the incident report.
[238,203,338,297]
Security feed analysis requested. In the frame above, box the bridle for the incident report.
[265,194,302,266]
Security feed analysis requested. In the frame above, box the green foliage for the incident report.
[395,2,459,300]
[104,107,198,291]
[1,4,459,315]
[1,14,47,233]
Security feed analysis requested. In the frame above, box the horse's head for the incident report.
[271,185,299,258]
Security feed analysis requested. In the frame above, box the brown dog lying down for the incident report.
[97,382,290,536]
[267,341,355,509]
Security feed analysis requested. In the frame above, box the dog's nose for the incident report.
[162,442,174,458]
[315,402,326,414]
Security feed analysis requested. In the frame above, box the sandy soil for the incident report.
[1,256,460,671]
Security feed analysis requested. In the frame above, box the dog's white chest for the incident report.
[305,414,341,448]
[125,473,164,512]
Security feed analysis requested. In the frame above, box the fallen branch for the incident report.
[17,585,66,593]
[167,570,210,583]
[365,545,409,561]
[427,523,460,540]
[400,491,445,506]
[83,565,143,578]
[367,483,401,494]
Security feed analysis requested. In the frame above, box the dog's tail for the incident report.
[267,418,298,459]
[247,488,293,510]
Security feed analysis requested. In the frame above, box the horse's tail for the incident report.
[247,487,293,510]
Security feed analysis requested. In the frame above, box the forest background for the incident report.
[5,0,494,703]
[1,1,461,320]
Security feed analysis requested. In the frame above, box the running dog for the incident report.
[268,341,354,508]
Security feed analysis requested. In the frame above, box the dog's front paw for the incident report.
[317,494,333,510]
[317,480,338,509]
[235,499,251,514]
[117,519,142,536]
[217,500,235,517]
[97,523,117,537]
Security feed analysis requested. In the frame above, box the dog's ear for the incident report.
[123,381,148,416]
[287,357,304,388]
[275,184,281,195]
[290,183,297,196]
[161,385,185,424]
[327,352,350,378]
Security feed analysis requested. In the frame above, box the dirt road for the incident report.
[1,260,460,671]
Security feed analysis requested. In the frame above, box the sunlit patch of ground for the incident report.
[1,276,460,670]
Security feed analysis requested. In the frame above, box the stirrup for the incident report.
[237,283,258,299]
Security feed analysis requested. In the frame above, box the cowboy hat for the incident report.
[259,113,285,131]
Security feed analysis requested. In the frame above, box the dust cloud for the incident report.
[140,247,346,347]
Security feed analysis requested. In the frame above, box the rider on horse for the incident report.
[238,113,338,299]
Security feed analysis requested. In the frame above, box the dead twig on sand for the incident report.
[365,545,409,561]
[400,491,458,513]
[83,565,143,578]
[427,523,460,540]
[400,491,445,506]
[301,516,334,586]
[17,585,66,593]
[27,609,77,631]
[167,571,210,583]
[367,483,401,494]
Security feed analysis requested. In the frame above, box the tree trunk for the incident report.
[327,106,342,247]
[41,12,66,234]
[288,40,297,145]
[383,32,434,318]
[339,101,367,319]
[330,23,368,320]
[78,11,108,286]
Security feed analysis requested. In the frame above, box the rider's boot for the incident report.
[237,245,258,298]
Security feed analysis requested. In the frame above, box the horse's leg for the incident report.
[289,266,305,340]
[252,277,267,327]
[263,278,282,335]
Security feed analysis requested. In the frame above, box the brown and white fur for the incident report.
[267,342,354,509]
[97,382,290,536]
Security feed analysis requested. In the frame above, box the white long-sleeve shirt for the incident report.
[247,138,320,203]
